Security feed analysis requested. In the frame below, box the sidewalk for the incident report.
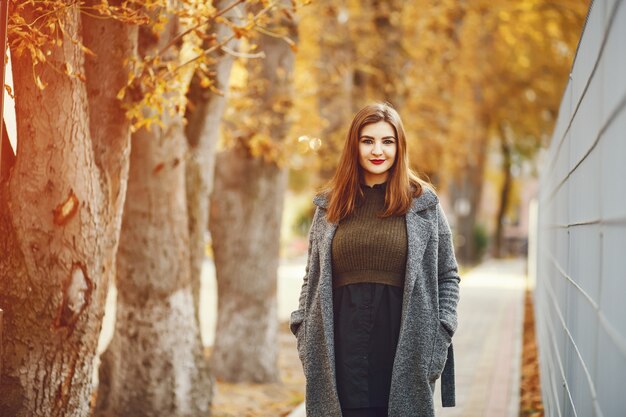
[288,258,528,417]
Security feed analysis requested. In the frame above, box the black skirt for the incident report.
[332,282,403,409]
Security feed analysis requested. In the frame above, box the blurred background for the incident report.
[2,0,624,416]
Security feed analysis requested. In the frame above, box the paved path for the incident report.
[287,258,528,417]
[432,258,527,417]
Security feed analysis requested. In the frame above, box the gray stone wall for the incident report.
[535,1,626,416]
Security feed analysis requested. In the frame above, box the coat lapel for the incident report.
[402,186,439,311]
[402,208,433,312]
[318,218,338,386]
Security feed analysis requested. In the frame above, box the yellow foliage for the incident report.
[8,0,302,132]
[9,0,588,185]
[279,0,589,188]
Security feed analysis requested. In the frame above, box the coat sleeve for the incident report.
[436,202,461,336]
[289,206,319,337]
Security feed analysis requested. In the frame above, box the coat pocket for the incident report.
[427,321,452,381]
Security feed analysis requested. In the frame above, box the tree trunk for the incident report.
[494,124,512,259]
[82,0,137,406]
[185,0,243,332]
[209,1,298,382]
[95,122,212,417]
[83,0,136,258]
[210,150,288,382]
[316,1,354,185]
[0,2,132,415]
[94,7,213,417]
[449,152,485,264]
[445,6,488,265]
[448,113,489,265]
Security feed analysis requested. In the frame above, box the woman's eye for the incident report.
[384,140,395,144]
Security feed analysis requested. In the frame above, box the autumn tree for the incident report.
[314,1,353,183]
[185,0,244,330]
[209,0,299,382]
[438,0,489,263]
[1,0,267,414]
[400,0,587,261]
[483,0,589,257]
[284,0,588,264]
[425,0,587,259]
[94,1,218,414]
[0,0,136,414]
[95,0,294,412]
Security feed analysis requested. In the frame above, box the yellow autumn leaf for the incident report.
[200,76,213,88]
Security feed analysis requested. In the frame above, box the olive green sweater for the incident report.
[330,181,408,289]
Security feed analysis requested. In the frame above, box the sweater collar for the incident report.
[313,185,439,214]
[359,181,387,190]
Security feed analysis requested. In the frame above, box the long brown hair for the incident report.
[318,102,433,224]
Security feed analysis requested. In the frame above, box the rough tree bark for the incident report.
[0,2,133,415]
[94,6,213,417]
[185,0,243,331]
[209,1,298,382]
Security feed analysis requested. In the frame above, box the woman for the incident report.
[290,102,460,417]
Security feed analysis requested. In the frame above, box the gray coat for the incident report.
[289,187,461,417]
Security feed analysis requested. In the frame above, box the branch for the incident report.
[26,1,80,28]
[164,0,281,77]
[157,0,246,57]
[220,44,265,59]
[165,32,238,78]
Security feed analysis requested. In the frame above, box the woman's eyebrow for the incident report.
[359,135,397,140]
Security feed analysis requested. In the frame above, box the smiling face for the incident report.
[358,121,398,186]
